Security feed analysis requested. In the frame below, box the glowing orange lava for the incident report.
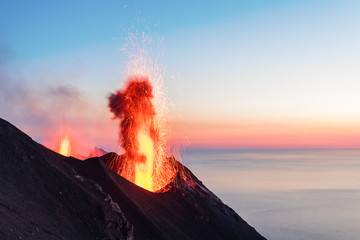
[58,135,71,156]
[109,76,176,192]
[135,129,155,189]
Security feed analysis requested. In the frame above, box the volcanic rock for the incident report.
[0,118,132,240]
[88,147,108,158]
[0,118,266,240]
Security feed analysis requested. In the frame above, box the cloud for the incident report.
[0,41,89,139]
[0,66,82,129]
[50,85,80,99]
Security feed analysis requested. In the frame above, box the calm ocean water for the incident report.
[181,149,360,240]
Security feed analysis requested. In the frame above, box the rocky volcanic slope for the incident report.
[0,118,266,240]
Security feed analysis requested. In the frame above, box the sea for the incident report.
[181,148,360,240]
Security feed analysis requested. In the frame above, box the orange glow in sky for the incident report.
[174,119,360,149]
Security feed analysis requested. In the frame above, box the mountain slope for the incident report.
[0,118,266,240]
[0,118,133,240]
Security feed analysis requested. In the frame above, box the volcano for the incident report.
[0,118,266,240]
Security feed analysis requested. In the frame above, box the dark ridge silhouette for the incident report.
[0,118,266,240]
[0,118,132,240]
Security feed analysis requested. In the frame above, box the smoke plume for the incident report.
[108,76,160,180]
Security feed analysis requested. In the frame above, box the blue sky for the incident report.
[1,0,360,149]
[1,1,274,60]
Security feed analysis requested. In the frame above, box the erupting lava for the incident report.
[109,76,176,192]
[58,135,71,157]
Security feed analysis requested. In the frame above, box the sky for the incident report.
[1,0,360,152]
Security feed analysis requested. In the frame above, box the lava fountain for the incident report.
[58,135,71,157]
[108,76,176,192]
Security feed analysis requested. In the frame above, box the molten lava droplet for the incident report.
[59,136,71,156]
